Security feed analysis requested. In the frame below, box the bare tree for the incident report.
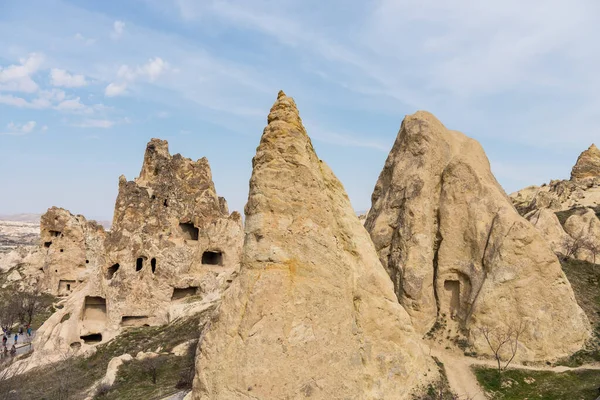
[141,357,164,385]
[561,233,588,261]
[477,320,526,373]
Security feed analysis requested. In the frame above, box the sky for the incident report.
[1,0,600,221]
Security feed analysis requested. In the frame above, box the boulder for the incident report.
[365,111,590,361]
[564,208,600,263]
[525,209,572,257]
[193,92,438,399]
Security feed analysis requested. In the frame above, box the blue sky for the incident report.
[1,0,599,221]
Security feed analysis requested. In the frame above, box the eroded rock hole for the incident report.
[49,230,61,237]
[44,241,52,248]
[151,258,156,273]
[83,296,107,323]
[86,260,89,264]
[444,280,460,317]
[171,287,198,301]
[136,258,144,272]
[179,222,199,240]
[107,263,119,279]
[80,333,102,344]
[60,249,64,253]
[202,251,223,266]
[58,280,76,296]
[121,316,150,327]
[70,342,81,350]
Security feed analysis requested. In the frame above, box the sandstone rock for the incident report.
[564,208,600,263]
[365,111,590,361]
[6,269,21,282]
[571,144,600,183]
[101,354,133,387]
[525,209,572,257]
[16,139,243,374]
[38,207,106,297]
[193,92,438,400]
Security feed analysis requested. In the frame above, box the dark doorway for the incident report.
[179,222,199,240]
[202,251,223,266]
[136,258,144,272]
[151,258,157,273]
[80,333,102,344]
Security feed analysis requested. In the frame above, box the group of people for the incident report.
[1,324,32,359]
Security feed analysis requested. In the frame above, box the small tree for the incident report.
[477,320,526,373]
[141,356,164,385]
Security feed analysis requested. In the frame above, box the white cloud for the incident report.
[105,82,128,97]
[105,57,170,97]
[111,20,125,39]
[50,69,88,87]
[74,33,95,46]
[72,119,116,128]
[1,121,37,135]
[41,125,48,132]
[0,53,44,93]
[55,97,86,111]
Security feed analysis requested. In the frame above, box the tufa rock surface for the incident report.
[193,92,438,400]
[17,139,243,374]
[571,144,600,183]
[365,111,590,361]
[39,207,107,297]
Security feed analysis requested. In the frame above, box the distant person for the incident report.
[2,335,7,346]
[13,333,18,344]
[18,326,23,335]
[10,344,16,357]
[26,326,32,337]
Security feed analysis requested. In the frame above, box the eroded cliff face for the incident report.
[38,207,106,297]
[365,111,590,361]
[18,139,243,374]
[193,92,438,400]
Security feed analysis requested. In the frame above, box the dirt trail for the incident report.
[431,348,487,400]
[431,346,600,399]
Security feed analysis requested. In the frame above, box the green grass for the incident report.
[558,258,600,366]
[0,310,210,400]
[474,367,600,400]
[95,354,192,400]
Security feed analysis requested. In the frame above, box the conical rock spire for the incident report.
[193,93,438,399]
[571,143,600,182]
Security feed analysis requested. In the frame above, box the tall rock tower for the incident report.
[193,92,438,399]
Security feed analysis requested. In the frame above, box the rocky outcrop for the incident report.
[571,144,600,183]
[525,208,572,257]
[365,111,590,361]
[15,139,243,374]
[564,208,600,263]
[193,92,437,400]
[38,207,107,297]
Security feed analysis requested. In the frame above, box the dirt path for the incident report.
[431,348,487,400]
[431,346,600,399]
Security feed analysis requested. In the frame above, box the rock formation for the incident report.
[525,208,572,256]
[571,144,600,183]
[563,208,600,263]
[38,207,106,297]
[365,111,590,361]
[14,139,243,374]
[193,92,438,400]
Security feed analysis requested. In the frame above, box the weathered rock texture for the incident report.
[571,144,600,183]
[525,209,572,256]
[17,139,243,374]
[564,208,600,263]
[193,92,438,400]
[365,111,590,361]
[39,207,107,297]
